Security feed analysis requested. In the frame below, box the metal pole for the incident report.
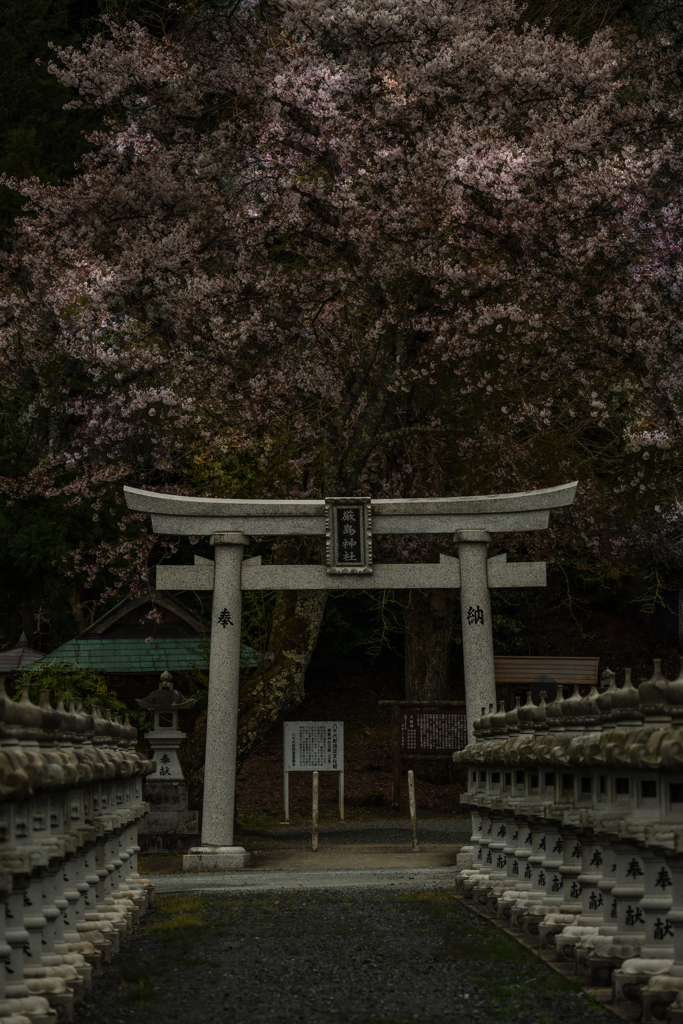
[408,770,419,853]
[184,532,250,871]
[456,529,497,743]
[312,772,319,851]
[284,770,290,823]
[339,770,344,822]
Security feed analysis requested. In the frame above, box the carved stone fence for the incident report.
[0,684,156,1023]
[452,662,683,1024]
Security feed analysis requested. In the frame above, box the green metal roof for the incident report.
[30,617,260,675]
[31,637,208,674]
[26,590,260,676]
[30,638,260,675]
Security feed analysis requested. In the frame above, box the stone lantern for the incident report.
[136,671,199,850]
[136,670,195,781]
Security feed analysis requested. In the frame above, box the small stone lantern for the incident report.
[136,671,199,850]
[136,670,195,781]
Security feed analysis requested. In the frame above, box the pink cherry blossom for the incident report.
[0,0,681,596]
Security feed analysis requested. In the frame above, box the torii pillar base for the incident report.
[183,845,250,872]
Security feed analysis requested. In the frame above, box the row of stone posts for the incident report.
[452,662,683,1024]
[0,682,156,1023]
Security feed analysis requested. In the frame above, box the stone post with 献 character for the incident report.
[136,670,199,852]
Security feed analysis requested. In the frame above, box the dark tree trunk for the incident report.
[236,581,328,773]
[399,588,458,783]
[401,589,457,701]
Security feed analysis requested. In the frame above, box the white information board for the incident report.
[284,721,344,772]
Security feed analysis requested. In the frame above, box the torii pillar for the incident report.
[200,533,247,866]
[124,482,577,871]
[457,529,496,730]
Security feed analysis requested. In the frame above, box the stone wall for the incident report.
[0,683,156,1022]
[453,662,683,1023]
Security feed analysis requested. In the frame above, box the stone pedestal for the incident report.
[138,782,199,853]
[183,846,250,871]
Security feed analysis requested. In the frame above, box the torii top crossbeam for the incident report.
[124,481,577,536]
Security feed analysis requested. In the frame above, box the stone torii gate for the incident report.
[124,481,577,870]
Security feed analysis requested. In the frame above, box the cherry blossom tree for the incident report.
[1,0,682,761]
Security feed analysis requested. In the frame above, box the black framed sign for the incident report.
[325,497,372,574]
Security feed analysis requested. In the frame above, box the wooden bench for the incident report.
[494,655,599,708]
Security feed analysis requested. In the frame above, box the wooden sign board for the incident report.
[401,709,468,755]
[379,700,468,811]
[284,721,344,771]
[282,721,344,824]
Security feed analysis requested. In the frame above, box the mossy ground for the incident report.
[408,893,584,1018]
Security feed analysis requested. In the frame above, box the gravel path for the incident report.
[152,866,459,893]
[74,885,613,1024]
